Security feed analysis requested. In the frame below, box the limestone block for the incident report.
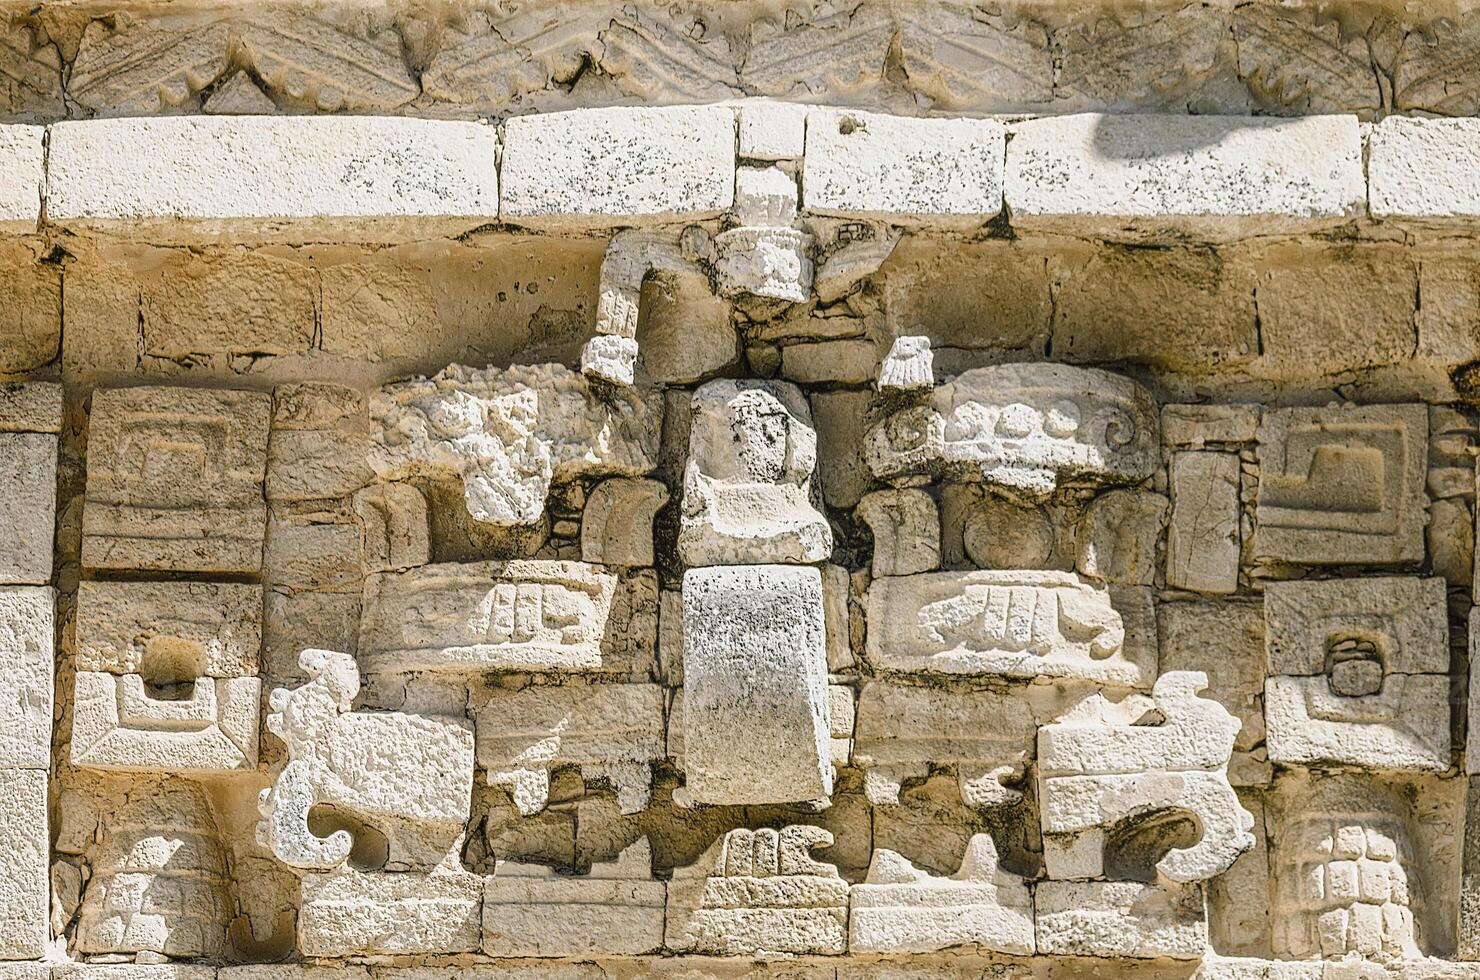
[1369,117,1480,219]
[580,334,639,386]
[679,380,832,566]
[738,101,807,160]
[1265,576,1448,677]
[714,227,814,304]
[878,336,934,392]
[1035,880,1208,959]
[866,363,1160,497]
[822,563,855,673]
[47,116,499,241]
[299,866,482,956]
[353,483,430,574]
[369,363,661,528]
[734,166,799,226]
[1254,404,1427,566]
[83,386,271,573]
[0,587,51,769]
[1167,451,1241,594]
[0,432,54,584]
[71,672,260,773]
[0,768,47,958]
[1265,674,1449,773]
[855,489,940,577]
[1006,114,1363,236]
[1038,672,1253,883]
[483,838,663,956]
[666,826,848,955]
[680,565,831,805]
[359,560,618,673]
[1162,404,1261,448]
[473,683,665,816]
[264,510,361,594]
[501,106,735,228]
[1157,601,1266,758]
[1471,609,1480,776]
[849,834,1033,954]
[0,125,42,233]
[266,383,373,502]
[76,581,261,677]
[1077,489,1168,586]
[0,383,62,435]
[803,109,1005,222]
[581,478,669,567]
[852,681,1033,808]
[257,649,474,871]
[865,570,1153,686]
[780,339,879,386]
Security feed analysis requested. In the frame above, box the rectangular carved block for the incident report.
[82,386,271,573]
[76,581,262,677]
[298,868,482,956]
[71,672,260,773]
[1035,880,1208,959]
[0,769,47,958]
[0,587,53,769]
[0,432,56,584]
[1166,450,1241,594]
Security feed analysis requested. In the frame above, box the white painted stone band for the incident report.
[0,109,1471,240]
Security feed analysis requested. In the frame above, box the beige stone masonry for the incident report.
[0,126,41,234]
[46,116,498,242]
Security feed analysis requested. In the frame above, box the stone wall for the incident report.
[5,1,1480,977]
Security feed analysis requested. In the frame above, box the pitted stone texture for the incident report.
[76,581,261,676]
[680,565,830,805]
[83,386,271,574]
[258,649,473,871]
[738,101,807,161]
[0,769,47,958]
[474,683,665,816]
[666,826,847,956]
[71,672,260,773]
[581,478,669,567]
[804,109,1005,222]
[1036,880,1208,959]
[1255,404,1427,566]
[856,489,940,577]
[267,382,373,502]
[360,560,618,674]
[0,125,42,233]
[1077,489,1167,586]
[0,587,52,769]
[1265,674,1450,774]
[878,336,934,392]
[853,681,1033,808]
[299,867,482,956]
[369,363,661,529]
[1370,117,1480,219]
[47,116,498,241]
[849,834,1033,954]
[501,106,735,228]
[1167,451,1241,594]
[0,383,62,435]
[1265,577,1448,677]
[484,838,663,957]
[1006,114,1363,236]
[714,227,814,304]
[679,379,831,567]
[0,431,54,584]
[866,363,1159,497]
[865,570,1150,686]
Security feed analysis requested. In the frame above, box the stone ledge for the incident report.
[0,125,43,234]
[45,115,499,243]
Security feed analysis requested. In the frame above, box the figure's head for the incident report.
[297,648,361,711]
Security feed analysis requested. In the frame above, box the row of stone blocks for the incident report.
[2,107,1479,241]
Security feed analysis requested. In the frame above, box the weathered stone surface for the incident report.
[83,386,271,573]
[853,681,1033,808]
[0,587,51,769]
[76,581,261,677]
[299,867,482,956]
[856,489,940,577]
[1036,880,1208,959]
[474,683,665,816]
[1158,600,1267,760]
[1162,404,1261,448]
[680,564,830,805]
[679,379,831,566]
[666,826,848,955]
[1006,114,1363,236]
[71,672,260,773]
[359,560,618,673]
[47,116,498,240]
[0,124,41,233]
[501,106,734,228]
[267,383,372,502]
[581,478,668,567]
[0,382,61,434]
[1266,576,1448,678]
[353,483,430,574]
[369,363,661,529]
[849,834,1033,954]
[1255,404,1427,566]
[1370,118,1480,220]
[1167,451,1241,594]
[866,363,1159,496]
[878,336,934,393]
[738,100,806,161]
[0,432,53,584]
[0,769,47,958]
[804,109,1004,223]
[1077,489,1167,586]
[484,838,663,956]
[1265,674,1450,774]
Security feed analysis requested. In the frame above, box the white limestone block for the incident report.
[0,433,55,584]
[71,672,260,773]
[738,100,807,161]
[0,125,42,233]
[501,106,735,228]
[666,826,847,955]
[360,560,618,673]
[1167,451,1241,594]
[580,334,638,385]
[713,226,814,303]
[1265,674,1450,773]
[680,565,831,805]
[1006,114,1364,236]
[878,335,934,392]
[76,581,261,676]
[483,838,664,957]
[804,109,1005,222]
[1036,880,1208,959]
[1370,117,1480,219]
[473,683,665,816]
[1265,576,1448,677]
[849,834,1033,954]
[0,587,52,769]
[733,165,799,226]
[47,116,499,241]
[855,488,940,577]
[298,866,482,956]
[581,478,669,567]
[0,769,47,958]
